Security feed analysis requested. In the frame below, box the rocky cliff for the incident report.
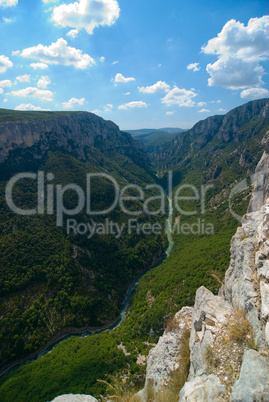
[135,132,269,401]
[153,98,269,171]
[0,111,150,177]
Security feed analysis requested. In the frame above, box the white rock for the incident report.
[179,374,225,401]
[265,322,269,346]
[51,395,98,402]
[260,281,269,320]
[231,349,269,402]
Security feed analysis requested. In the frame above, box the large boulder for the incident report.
[230,349,269,401]
[179,374,225,401]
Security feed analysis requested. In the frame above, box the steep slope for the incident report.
[153,99,269,189]
[135,131,269,402]
[0,110,167,370]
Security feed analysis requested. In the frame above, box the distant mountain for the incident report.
[125,127,186,151]
[126,128,185,136]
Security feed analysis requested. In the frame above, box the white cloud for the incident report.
[203,16,269,89]
[30,62,49,70]
[165,111,174,116]
[0,55,13,73]
[187,62,200,72]
[11,87,53,101]
[92,103,114,114]
[3,17,14,23]
[240,87,269,99]
[51,0,120,35]
[198,108,210,113]
[15,103,51,111]
[12,50,20,56]
[218,108,227,112]
[37,76,51,88]
[112,60,118,65]
[16,74,31,83]
[0,88,3,94]
[114,73,135,83]
[0,79,12,87]
[66,29,78,38]
[138,81,170,93]
[100,56,105,62]
[104,103,113,111]
[3,98,7,102]
[123,92,130,95]
[62,97,85,108]
[206,56,264,89]
[42,0,58,3]
[20,38,95,69]
[118,101,148,110]
[197,101,207,107]
[0,0,18,7]
[161,87,197,107]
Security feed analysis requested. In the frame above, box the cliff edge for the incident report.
[135,131,269,401]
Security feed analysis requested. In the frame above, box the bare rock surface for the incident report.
[51,394,98,402]
[230,349,269,402]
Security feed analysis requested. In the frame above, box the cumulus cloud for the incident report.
[30,62,49,70]
[198,108,210,113]
[197,101,207,107]
[206,57,264,89]
[202,16,269,89]
[187,62,200,72]
[11,87,53,101]
[66,29,78,38]
[62,97,85,108]
[15,104,51,111]
[114,73,135,83]
[0,0,18,7]
[0,79,12,87]
[161,87,197,107]
[37,76,51,88]
[52,0,120,35]
[118,101,148,110]
[20,38,95,69]
[0,55,13,73]
[16,74,31,83]
[240,87,269,100]
[138,81,170,93]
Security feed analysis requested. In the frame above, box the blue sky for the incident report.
[0,0,268,130]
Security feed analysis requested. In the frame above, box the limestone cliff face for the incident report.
[135,132,269,401]
[0,111,147,166]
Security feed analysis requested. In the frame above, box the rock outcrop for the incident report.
[136,307,193,401]
[51,395,98,402]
